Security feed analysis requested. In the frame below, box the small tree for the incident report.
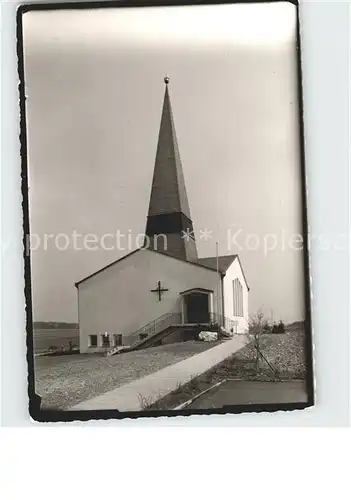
[248,310,267,369]
[247,310,282,380]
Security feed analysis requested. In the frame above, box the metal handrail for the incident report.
[106,312,182,356]
[133,312,181,338]
[131,311,239,343]
[106,311,242,356]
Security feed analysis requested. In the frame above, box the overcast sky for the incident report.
[22,2,305,324]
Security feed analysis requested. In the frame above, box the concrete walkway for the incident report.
[69,335,247,412]
[36,341,215,410]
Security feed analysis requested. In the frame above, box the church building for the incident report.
[76,78,249,354]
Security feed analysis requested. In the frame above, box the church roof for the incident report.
[147,81,192,219]
[75,249,141,287]
[198,255,238,272]
[75,249,249,288]
[198,254,250,290]
[74,248,224,287]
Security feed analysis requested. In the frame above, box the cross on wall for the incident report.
[150,281,169,301]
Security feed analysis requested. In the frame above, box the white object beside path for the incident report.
[198,331,218,342]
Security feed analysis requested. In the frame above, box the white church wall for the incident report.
[222,258,249,334]
[78,249,222,353]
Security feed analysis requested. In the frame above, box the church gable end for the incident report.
[77,248,223,353]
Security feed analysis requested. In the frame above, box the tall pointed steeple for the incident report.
[145,77,198,262]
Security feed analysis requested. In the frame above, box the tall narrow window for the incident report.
[233,278,243,317]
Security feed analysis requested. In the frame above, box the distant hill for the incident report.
[287,321,305,330]
[34,321,78,330]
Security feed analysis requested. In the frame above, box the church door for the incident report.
[185,293,210,323]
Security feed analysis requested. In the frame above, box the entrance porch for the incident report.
[180,288,214,324]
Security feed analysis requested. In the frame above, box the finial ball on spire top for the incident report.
[164,76,170,84]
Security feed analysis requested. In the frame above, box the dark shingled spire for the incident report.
[145,78,198,262]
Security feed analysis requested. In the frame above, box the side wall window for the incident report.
[89,335,97,347]
[233,278,243,317]
[113,334,123,347]
[101,333,110,347]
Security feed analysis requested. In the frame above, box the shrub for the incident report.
[208,322,220,332]
[271,323,279,333]
[271,321,285,333]
[263,321,271,333]
[277,320,285,333]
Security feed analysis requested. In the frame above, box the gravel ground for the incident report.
[35,341,219,410]
[234,328,307,379]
